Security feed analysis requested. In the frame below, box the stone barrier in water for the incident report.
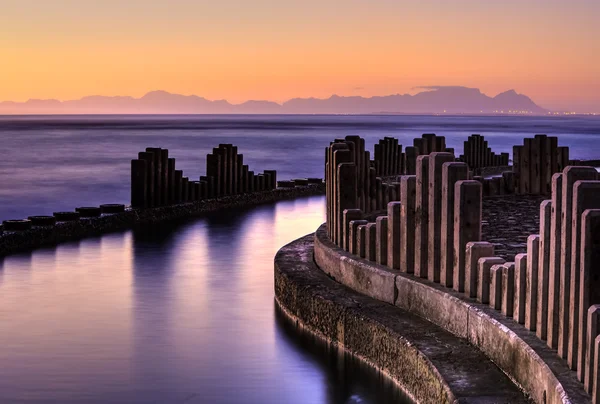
[131,144,279,208]
[322,131,600,403]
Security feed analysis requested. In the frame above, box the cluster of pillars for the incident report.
[335,152,486,295]
[513,134,570,195]
[131,145,276,208]
[206,144,276,198]
[459,134,509,170]
[325,136,373,245]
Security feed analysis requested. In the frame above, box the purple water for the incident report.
[0,114,598,221]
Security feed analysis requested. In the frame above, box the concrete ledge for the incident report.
[314,223,591,404]
[0,184,324,257]
[275,234,529,404]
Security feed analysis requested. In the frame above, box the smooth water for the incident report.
[0,196,410,404]
[1,114,599,221]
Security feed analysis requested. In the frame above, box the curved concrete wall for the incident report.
[275,234,531,404]
[314,223,590,404]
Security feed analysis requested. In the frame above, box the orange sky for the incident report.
[1,0,599,111]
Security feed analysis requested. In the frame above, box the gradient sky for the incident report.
[1,0,599,111]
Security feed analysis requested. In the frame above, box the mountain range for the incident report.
[0,86,548,115]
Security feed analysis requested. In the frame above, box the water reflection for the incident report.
[0,196,411,403]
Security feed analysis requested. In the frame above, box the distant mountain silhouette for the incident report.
[0,86,549,115]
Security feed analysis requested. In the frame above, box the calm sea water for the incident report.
[0,114,599,221]
[0,196,410,404]
[0,115,599,403]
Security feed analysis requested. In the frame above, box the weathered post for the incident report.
[349,220,368,255]
[428,152,455,283]
[559,167,598,358]
[585,305,600,392]
[453,180,483,293]
[365,222,377,261]
[160,149,169,205]
[415,155,430,278]
[548,173,564,349]
[578,210,600,382]
[514,253,528,325]
[400,175,416,273]
[167,158,176,204]
[569,182,600,369]
[343,209,363,252]
[387,202,402,270]
[131,159,148,208]
[537,200,552,340]
[146,147,163,206]
[376,216,388,266]
[526,235,540,331]
[465,242,494,298]
[440,162,468,287]
[478,257,505,304]
[490,264,504,310]
[502,262,516,317]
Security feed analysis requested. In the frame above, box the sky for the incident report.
[1,0,599,111]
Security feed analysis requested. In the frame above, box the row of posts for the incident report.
[131,145,276,208]
[329,140,600,402]
[460,134,509,170]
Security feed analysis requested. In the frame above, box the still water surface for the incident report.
[0,196,410,404]
[1,114,599,220]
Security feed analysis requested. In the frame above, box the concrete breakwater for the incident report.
[276,131,600,403]
[0,142,325,257]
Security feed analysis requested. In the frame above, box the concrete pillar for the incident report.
[578,210,600,381]
[248,171,255,193]
[206,153,221,197]
[334,152,355,246]
[374,143,382,175]
[514,253,528,324]
[440,162,468,287]
[531,135,543,194]
[513,145,522,194]
[465,242,494,298]
[369,167,377,211]
[131,159,148,208]
[365,222,377,261]
[343,209,363,252]
[160,149,169,205]
[428,152,455,283]
[376,216,388,266]
[522,138,532,194]
[490,264,504,310]
[557,147,570,173]
[387,202,402,270]
[478,257,505,304]
[405,146,417,175]
[526,235,540,331]
[138,151,155,207]
[199,180,208,199]
[548,173,564,349]
[167,158,176,203]
[585,305,600,391]
[594,335,600,404]
[537,200,552,340]
[264,169,277,191]
[569,181,600,369]
[349,220,368,255]
[181,177,189,202]
[231,146,238,195]
[357,224,367,258]
[502,263,516,317]
[548,137,558,193]
[502,171,515,194]
[374,178,382,210]
[559,167,598,358]
[400,175,417,273]
[173,170,183,203]
[415,155,430,278]
[146,147,162,206]
[454,181,483,293]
